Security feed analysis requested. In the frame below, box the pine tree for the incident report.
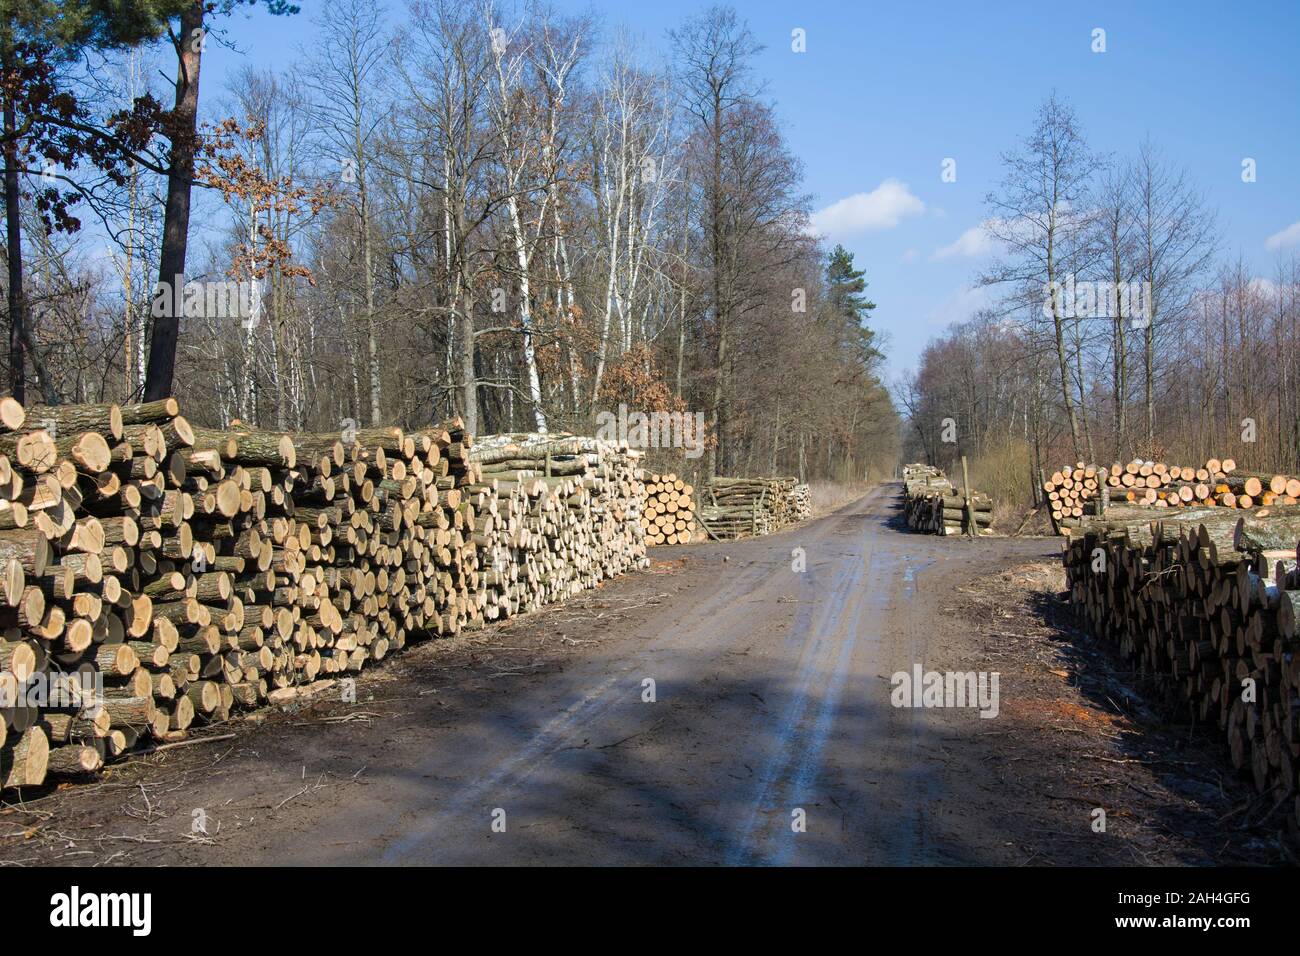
[825,244,882,374]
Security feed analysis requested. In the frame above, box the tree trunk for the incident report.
[507,195,546,432]
[590,158,622,412]
[708,91,726,477]
[1074,317,1094,461]
[4,100,24,405]
[144,1,205,402]
[357,152,380,426]
[1112,235,1127,456]
[1046,228,1082,460]
[460,293,477,436]
[2,21,24,404]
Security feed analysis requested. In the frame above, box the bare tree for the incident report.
[390,0,502,434]
[303,0,390,425]
[983,94,1103,461]
[1132,137,1217,446]
[1093,159,1138,456]
[669,4,762,475]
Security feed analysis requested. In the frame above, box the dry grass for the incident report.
[966,439,1036,511]
[807,480,873,516]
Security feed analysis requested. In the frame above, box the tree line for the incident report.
[1,0,898,482]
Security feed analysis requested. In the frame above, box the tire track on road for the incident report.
[723,552,862,863]
[381,557,778,863]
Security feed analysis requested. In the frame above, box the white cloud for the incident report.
[925,284,992,327]
[1265,220,1300,252]
[901,248,920,264]
[811,179,924,238]
[932,221,995,260]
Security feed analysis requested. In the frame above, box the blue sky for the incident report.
[200,0,1300,381]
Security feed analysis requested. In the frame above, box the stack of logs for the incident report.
[698,476,802,539]
[902,463,992,536]
[641,473,695,546]
[789,483,812,522]
[466,434,648,621]
[0,404,654,793]
[1047,458,1300,532]
[1063,507,1300,816]
[0,396,483,789]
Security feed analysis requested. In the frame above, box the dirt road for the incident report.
[368,484,1050,866]
[1,486,1275,866]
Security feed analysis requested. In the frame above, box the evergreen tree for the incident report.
[825,244,882,374]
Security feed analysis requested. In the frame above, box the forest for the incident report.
[1,0,898,484]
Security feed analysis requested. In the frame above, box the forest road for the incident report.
[208,486,1056,864]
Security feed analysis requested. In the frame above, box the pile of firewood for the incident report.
[901,463,992,536]
[1063,507,1300,813]
[698,476,802,539]
[1047,458,1300,531]
[0,404,657,793]
[467,434,648,620]
[788,483,812,522]
[641,473,695,545]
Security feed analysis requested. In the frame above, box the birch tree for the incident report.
[482,0,549,430]
[587,38,676,410]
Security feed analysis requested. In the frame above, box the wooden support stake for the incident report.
[961,455,974,538]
